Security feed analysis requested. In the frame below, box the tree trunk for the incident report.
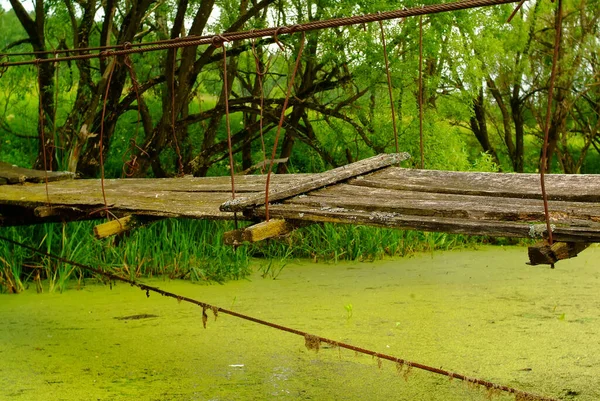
[469,88,500,166]
[9,0,56,170]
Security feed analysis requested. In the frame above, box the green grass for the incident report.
[251,223,483,263]
[0,219,486,293]
[0,219,252,293]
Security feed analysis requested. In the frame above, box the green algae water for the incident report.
[1,246,599,400]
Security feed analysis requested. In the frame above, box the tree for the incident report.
[0,0,598,178]
[8,0,56,170]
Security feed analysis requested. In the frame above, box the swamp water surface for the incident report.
[0,246,599,401]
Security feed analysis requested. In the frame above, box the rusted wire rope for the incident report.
[222,45,235,185]
[419,16,425,169]
[251,38,275,172]
[0,234,559,401]
[52,53,59,169]
[379,20,400,153]
[507,0,528,23]
[98,58,116,215]
[221,39,239,229]
[539,0,563,265]
[0,34,212,58]
[171,48,185,177]
[264,33,306,221]
[36,61,51,206]
[0,0,523,69]
[122,48,143,178]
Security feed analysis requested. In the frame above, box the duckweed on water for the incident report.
[1,246,598,400]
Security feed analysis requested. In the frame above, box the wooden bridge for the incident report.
[1,154,599,265]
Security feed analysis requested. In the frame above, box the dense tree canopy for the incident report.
[0,0,598,177]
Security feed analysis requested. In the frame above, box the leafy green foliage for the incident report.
[1,0,598,176]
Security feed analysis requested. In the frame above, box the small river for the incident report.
[1,246,598,400]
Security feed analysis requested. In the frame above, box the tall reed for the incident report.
[0,219,482,292]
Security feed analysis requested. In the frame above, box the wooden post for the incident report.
[527,241,591,266]
[93,215,160,239]
[223,219,295,245]
[0,161,74,184]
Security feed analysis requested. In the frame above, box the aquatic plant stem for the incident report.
[0,234,558,401]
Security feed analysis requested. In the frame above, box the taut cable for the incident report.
[0,0,524,69]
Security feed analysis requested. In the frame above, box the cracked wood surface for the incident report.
[0,174,303,225]
[255,167,600,242]
[220,153,410,212]
[1,160,600,242]
[0,162,75,185]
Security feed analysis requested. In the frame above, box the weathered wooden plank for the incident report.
[285,184,600,225]
[253,203,600,242]
[351,168,600,202]
[92,215,162,239]
[527,242,591,266]
[1,159,600,244]
[110,174,306,193]
[0,176,269,224]
[94,216,134,238]
[223,219,295,245]
[0,173,309,224]
[0,174,312,207]
[220,153,410,212]
[0,161,75,185]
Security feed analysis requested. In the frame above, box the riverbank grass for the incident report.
[0,219,486,293]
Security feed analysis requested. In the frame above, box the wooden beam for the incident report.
[93,215,161,239]
[220,153,410,212]
[352,167,600,202]
[0,161,74,185]
[527,242,591,266]
[283,183,600,223]
[223,219,295,245]
[94,216,135,239]
[252,204,600,243]
[33,205,87,218]
[0,173,305,225]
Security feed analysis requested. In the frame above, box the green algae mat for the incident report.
[1,246,598,400]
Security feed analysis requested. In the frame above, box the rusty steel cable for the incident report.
[0,34,213,58]
[122,47,143,178]
[220,38,240,229]
[99,58,116,215]
[251,38,275,172]
[507,0,528,23]
[0,234,560,401]
[264,32,306,221]
[171,48,185,177]
[123,46,142,177]
[379,20,400,154]
[419,16,425,169]
[539,0,563,263]
[52,53,59,169]
[0,0,523,69]
[36,61,51,206]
